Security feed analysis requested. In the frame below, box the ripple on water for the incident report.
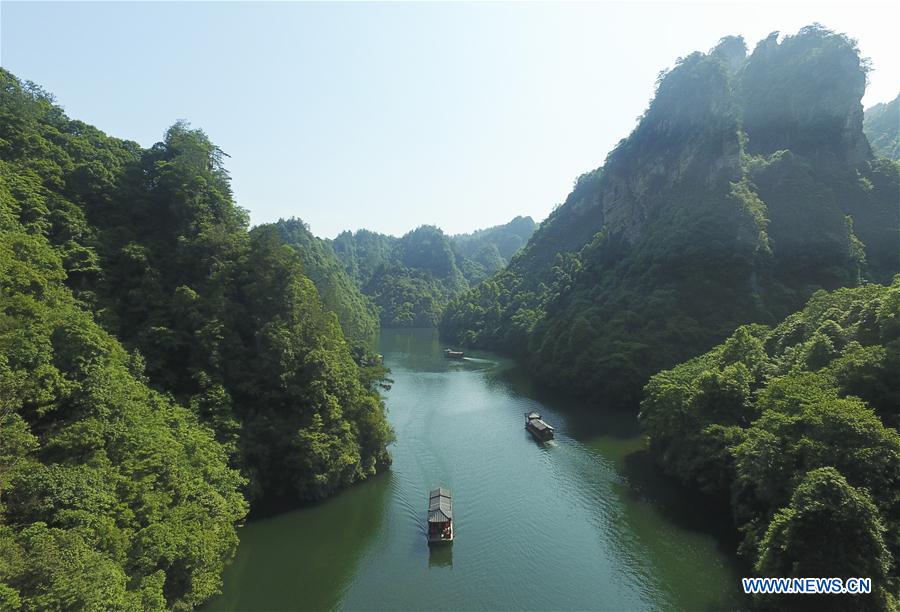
[207,329,746,612]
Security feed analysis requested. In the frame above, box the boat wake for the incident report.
[459,357,494,364]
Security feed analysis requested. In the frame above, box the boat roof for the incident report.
[526,411,541,420]
[529,419,554,431]
[428,488,452,522]
[430,487,450,498]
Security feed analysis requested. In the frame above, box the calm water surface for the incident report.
[208,329,747,611]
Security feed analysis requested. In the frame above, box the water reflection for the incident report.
[428,545,453,568]
[205,473,393,611]
[210,328,747,611]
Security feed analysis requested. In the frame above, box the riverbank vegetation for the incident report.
[0,68,393,608]
[641,280,900,607]
[440,25,900,607]
[2,20,899,610]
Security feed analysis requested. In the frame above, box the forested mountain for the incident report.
[331,225,465,327]
[331,216,536,327]
[0,69,392,608]
[442,26,900,406]
[0,210,246,609]
[864,93,900,160]
[452,215,537,282]
[270,217,379,353]
[641,279,900,607]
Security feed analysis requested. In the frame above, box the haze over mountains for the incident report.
[865,93,900,160]
[0,22,898,611]
[435,26,900,604]
[270,216,536,329]
[442,26,899,406]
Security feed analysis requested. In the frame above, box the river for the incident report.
[208,328,747,611]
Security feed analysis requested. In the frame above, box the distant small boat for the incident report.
[525,411,555,441]
[444,348,465,359]
[427,488,454,544]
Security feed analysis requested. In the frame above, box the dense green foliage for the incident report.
[442,26,900,406]
[864,93,900,160]
[0,80,246,608]
[270,217,379,351]
[331,217,535,327]
[88,126,392,508]
[451,215,537,283]
[641,280,900,607]
[0,68,393,607]
[332,225,463,327]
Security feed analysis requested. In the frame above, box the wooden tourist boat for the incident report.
[525,411,555,441]
[427,488,454,544]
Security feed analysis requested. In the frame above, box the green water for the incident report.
[208,329,747,611]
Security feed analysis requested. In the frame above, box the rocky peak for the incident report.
[710,35,747,75]
[739,25,871,164]
[598,51,742,243]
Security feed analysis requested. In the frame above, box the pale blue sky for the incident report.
[2,1,898,238]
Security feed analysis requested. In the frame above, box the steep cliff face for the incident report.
[516,45,744,279]
[601,48,743,243]
[741,30,897,294]
[740,28,871,164]
[441,25,900,406]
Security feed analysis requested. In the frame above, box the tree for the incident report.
[756,467,891,610]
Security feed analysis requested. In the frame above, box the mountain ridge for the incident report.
[864,93,900,160]
[329,216,537,327]
[441,25,900,406]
